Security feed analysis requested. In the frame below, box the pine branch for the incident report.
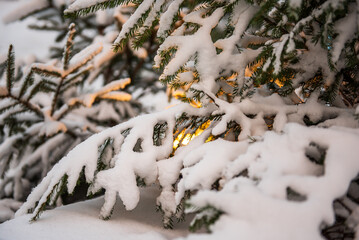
[55,102,83,121]
[6,45,15,95]
[60,66,93,93]
[18,70,35,99]
[31,65,62,78]
[63,23,76,70]
[64,0,135,18]
[8,95,43,117]
[50,76,65,117]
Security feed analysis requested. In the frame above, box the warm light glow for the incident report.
[167,87,202,109]
[181,133,194,145]
[245,66,253,77]
[245,61,262,77]
[173,120,211,150]
[173,129,185,149]
[228,73,238,80]
[274,79,284,87]
[190,100,202,108]
[170,62,291,150]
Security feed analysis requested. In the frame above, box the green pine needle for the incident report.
[6,45,15,94]
[64,0,136,18]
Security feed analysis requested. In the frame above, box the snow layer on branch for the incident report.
[69,78,131,107]
[291,40,335,87]
[114,0,155,46]
[16,104,204,218]
[273,35,288,74]
[156,126,215,217]
[2,0,49,23]
[140,0,166,31]
[39,121,67,137]
[331,4,357,64]
[65,0,109,14]
[155,8,225,93]
[183,124,359,240]
[99,91,132,101]
[156,1,259,93]
[68,42,103,74]
[176,139,249,203]
[157,0,184,39]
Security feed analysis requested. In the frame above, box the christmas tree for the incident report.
[0,22,137,222]
[2,0,359,239]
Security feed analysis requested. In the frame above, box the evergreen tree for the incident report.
[5,0,359,239]
[3,0,162,97]
[0,23,135,222]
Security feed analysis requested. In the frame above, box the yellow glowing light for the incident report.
[173,129,185,149]
[245,61,262,78]
[190,100,202,108]
[166,87,202,109]
[173,120,211,150]
[227,73,238,80]
[245,66,253,78]
[274,79,284,87]
[172,90,185,98]
[205,135,215,143]
[181,133,194,145]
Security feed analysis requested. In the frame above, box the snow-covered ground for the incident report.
[0,187,191,240]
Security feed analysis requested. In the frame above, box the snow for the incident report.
[68,43,103,72]
[176,139,249,201]
[68,78,131,107]
[0,199,22,223]
[65,0,107,14]
[2,0,49,24]
[0,0,56,59]
[157,0,184,39]
[0,187,190,240]
[39,120,67,137]
[155,8,225,93]
[140,0,166,31]
[6,119,359,240]
[136,90,181,112]
[182,124,359,240]
[114,0,155,47]
[1,0,359,239]
[331,3,357,63]
[273,35,288,74]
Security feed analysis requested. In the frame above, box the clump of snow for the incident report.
[183,124,359,240]
[331,4,357,63]
[114,0,155,47]
[157,0,184,39]
[65,0,109,15]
